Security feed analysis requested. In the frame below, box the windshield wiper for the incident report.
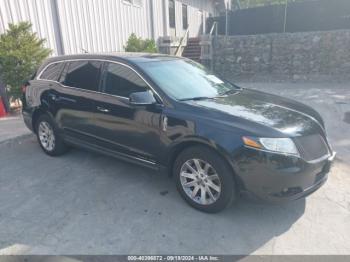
[219,89,241,96]
[179,96,216,101]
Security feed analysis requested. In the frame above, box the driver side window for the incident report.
[102,63,148,97]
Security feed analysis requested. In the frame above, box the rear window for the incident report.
[40,62,64,81]
[61,61,103,91]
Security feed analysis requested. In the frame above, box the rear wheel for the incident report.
[173,146,235,213]
[36,114,68,156]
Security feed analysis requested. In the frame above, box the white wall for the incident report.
[0,0,218,55]
[173,0,216,37]
[0,0,60,55]
[56,0,155,54]
[151,0,167,39]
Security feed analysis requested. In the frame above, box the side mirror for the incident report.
[129,91,157,105]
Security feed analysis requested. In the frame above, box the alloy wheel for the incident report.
[180,158,221,205]
[38,121,55,151]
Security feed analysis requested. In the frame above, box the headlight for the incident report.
[243,136,299,156]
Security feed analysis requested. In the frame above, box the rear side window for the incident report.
[61,61,102,91]
[40,62,64,81]
[102,63,148,97]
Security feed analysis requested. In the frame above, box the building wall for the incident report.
[0,0,60,55]
[213,30,350,82]
[56,0,152,54]
[0,0,218,55]
[151,0,167,39]
[174,0,217,38]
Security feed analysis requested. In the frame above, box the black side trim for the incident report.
[64,135,162,171]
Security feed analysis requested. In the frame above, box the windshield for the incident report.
[141,59,237,100]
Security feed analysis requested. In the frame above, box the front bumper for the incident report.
[234,148,336,203]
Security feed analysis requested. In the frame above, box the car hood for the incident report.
[188,89,324,137]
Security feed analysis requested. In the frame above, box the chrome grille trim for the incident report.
[294,134,330,162]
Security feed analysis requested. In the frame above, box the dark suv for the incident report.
[22,53,335,213]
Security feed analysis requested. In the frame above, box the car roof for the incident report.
[43,52,184,66]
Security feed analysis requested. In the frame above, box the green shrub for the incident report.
[124,33,157,53]
[0,22,51,101]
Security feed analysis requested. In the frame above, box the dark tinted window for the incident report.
[62,61,102,91]
[169,0,175,28]
[103,63,148,97]
[40,63,63,81]
[182,4,188,29]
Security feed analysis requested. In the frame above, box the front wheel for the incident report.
[36,114,68,156]
[173,146,236,213]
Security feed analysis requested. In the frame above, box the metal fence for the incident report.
[208,0,350,35]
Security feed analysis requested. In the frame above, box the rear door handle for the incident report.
[50,94,76,103]
[97,106,110,113]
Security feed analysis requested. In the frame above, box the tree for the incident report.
[124,33,157,53]
[0,22,51,103]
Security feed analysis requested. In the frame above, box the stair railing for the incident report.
[200,21,218,70]
[175,27,190,57]
[209,21,218,36]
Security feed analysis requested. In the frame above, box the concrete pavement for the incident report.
[0,82,349,255]
[0,115,31,144]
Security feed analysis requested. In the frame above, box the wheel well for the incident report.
[168,141,245,192]
[168,141,232,175]
[32,109,46,133]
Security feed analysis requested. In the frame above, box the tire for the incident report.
[173,146,235,213]
[35,114,68,156]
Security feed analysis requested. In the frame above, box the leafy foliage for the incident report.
[124,33,157,53]
[0,22,51,100]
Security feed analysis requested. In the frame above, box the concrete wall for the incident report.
[212,30,350,82]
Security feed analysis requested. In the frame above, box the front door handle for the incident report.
[97,106,110,113]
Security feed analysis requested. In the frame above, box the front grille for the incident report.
[294,134,329,161]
